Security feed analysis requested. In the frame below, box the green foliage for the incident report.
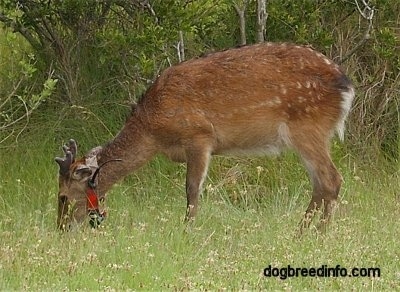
[29,76,58,107]
[0,29,58,142]
[375,27,399,60]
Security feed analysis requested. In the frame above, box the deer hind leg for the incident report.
[296,142,342,234]
[184,142,212,221]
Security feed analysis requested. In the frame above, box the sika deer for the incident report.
[55,42,354,231]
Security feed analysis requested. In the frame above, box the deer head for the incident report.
[55,139,104,230]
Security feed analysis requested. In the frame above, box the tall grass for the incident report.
[0,124,399,290]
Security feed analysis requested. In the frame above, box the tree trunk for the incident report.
[256,0,268,43]
[234,1,248,46]
[177,30,185,62]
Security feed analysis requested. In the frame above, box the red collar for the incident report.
[86,187,100,210]
[86,187,106,227]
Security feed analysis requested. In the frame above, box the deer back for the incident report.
[134,43,353,156]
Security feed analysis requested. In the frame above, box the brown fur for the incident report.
[56,42,354,232]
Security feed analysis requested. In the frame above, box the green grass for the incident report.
[0,132,399,290]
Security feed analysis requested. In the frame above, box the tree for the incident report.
[233,0,249,45]
[256,0,267,43]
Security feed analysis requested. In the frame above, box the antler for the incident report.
[55,139,78,175]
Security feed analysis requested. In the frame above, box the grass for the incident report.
[0,130,399,290]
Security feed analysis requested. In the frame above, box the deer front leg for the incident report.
[184,144,212,221]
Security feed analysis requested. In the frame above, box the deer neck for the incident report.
[96,119,156,196]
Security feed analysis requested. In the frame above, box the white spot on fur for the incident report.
[280,86,288,95]
[323,58,332,65]
[259,97,281,107]
[299,58,305,69]
[218,113,233,119]
[273,96,281,104]
[296,82,302,89]
[297,96,305,103]
[336,86,355,140]
[305,81,311,88]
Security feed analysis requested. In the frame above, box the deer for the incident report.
[55,42,354,232]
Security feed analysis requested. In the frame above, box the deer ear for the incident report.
[72,165,92,181]
[85,155,98,169]
[85,146,102,172]
[86,146,102,159]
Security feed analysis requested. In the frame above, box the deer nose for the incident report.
[59,195,68,204]
[88,210,106,228]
